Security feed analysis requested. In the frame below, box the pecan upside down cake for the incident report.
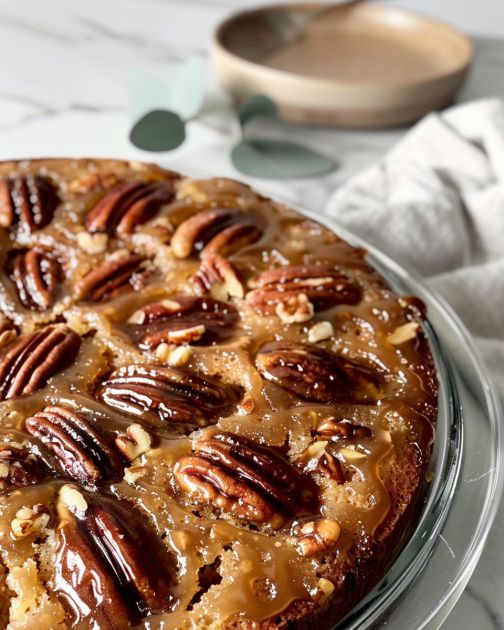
[0,159,437,630]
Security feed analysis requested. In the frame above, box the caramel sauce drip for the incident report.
[0,159,437,629]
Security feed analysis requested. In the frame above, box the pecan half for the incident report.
[317,417,372,440]
[54,487,176,626]
[246,265,361,315]
[0,175,59,233]
[170,208,262,259]
[96,364,239,428]
[0,325,81,400]
[25,405,124,485]
[193,254,244,299]
[256,341,380,404]
[126,296,238,349]
[75,253,149,302]
[0,446,48,492]
[7,249,62,311]
[174,431,318,528]
[85,179,176,237]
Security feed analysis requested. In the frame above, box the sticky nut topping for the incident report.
[0,161,438,629]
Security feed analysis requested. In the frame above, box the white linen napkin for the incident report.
[326,99,504,628]
[326,98,504,394]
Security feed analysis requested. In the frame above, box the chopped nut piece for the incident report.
[115,423,152,461]
[156,343,192,367]
[127,309,146,325]
[77,231,109,254]
[160,299,183,311]
[276,294,314,324]
[107,248,130,262]
[11,504,50,539]
[151,215,174,232]
[168,345,192,367]
[318,452,345,484]
[59,484,88,514]
[123,466,147,484]
[387,322,420,345]
[68,171,119,193]
[155,342,171,362]
[176,178,209,202]
[338,447,367,462]
[168,324,206,345]
[0,462,9,478]
[305,440,328,459]
[308,321,334,343]
[293,518,341,556]
[318,577,335,597]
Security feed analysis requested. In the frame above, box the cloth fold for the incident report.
[326,98,504,393]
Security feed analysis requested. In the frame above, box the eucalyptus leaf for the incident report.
[238,95,277,130]
[232,139,335,179]
[129,109,185,152]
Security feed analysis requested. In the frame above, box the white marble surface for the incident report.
[0,1,502,628]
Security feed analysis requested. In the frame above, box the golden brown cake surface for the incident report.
[0,159,437,629]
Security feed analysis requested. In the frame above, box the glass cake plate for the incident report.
[308,217,504,630]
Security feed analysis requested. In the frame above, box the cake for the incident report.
[0,158,437,629]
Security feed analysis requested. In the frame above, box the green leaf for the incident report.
[232,139,336,179]
[238,95,277,130]
[129,109,185,152]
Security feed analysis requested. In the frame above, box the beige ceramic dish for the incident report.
[212,2,473,128]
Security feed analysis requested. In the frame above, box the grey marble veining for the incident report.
[0,0,502,627]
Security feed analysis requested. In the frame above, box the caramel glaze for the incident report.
[0,159,437,630]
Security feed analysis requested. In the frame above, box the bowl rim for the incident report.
[212,2,474,92]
